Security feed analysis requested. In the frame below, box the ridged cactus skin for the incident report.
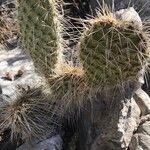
[18,0,62,76]
[79,17,148,87]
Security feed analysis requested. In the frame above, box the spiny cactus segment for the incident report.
[79,12,149,87]
[18,0,63,77]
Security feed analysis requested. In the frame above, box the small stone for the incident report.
[17,135,63,150]
[138,121,150,136]
[134,89,150,115]
[14,69,23,80]
[116,7,143,30]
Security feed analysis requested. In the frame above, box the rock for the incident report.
[17,135,63,150]
[6,36,18,50]
[89,0,150,20]
[134,89,150,115]
[114,0,150,20]
[140,115,150,125]
[129,118,150,150]
[116,7,143,29]
[89,97,141,150]
[130,132,150,150]
[0,46,49,98]
[120,98,141,148]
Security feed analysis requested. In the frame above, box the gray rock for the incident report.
[129,117,150,150]
[0,46,49,98]
[120,98,141,148]
[116,7,143,29]
[130,133,150,150]
[89,97,141,150]
[134,89,150,115]
[17,135,63,150]
[138,121,150,136]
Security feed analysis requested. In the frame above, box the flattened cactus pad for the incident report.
[18,0,61,76]
[79,16,148,87]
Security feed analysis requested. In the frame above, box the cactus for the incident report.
[6,1,149,143]
[11,1,150,94]
[0,87,59,139]
[18,0,63,76]
[17,1,150,120]
[79,12,149,87]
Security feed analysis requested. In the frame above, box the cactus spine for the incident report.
[18,0,63,77]
[79,12,149,87]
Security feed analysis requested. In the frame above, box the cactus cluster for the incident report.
[0,0,149,141]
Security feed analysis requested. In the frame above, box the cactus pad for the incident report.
[18,0,62,76]
[79,17,149,87]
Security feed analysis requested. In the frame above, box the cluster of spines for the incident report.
[0,87,60,140]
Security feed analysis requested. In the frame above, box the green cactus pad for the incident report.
[18,0,62,76]
[79,19,148,87]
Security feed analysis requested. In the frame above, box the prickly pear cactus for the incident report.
[18,0,63,77]
[13,2,150,144]
[79,14,149,87]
